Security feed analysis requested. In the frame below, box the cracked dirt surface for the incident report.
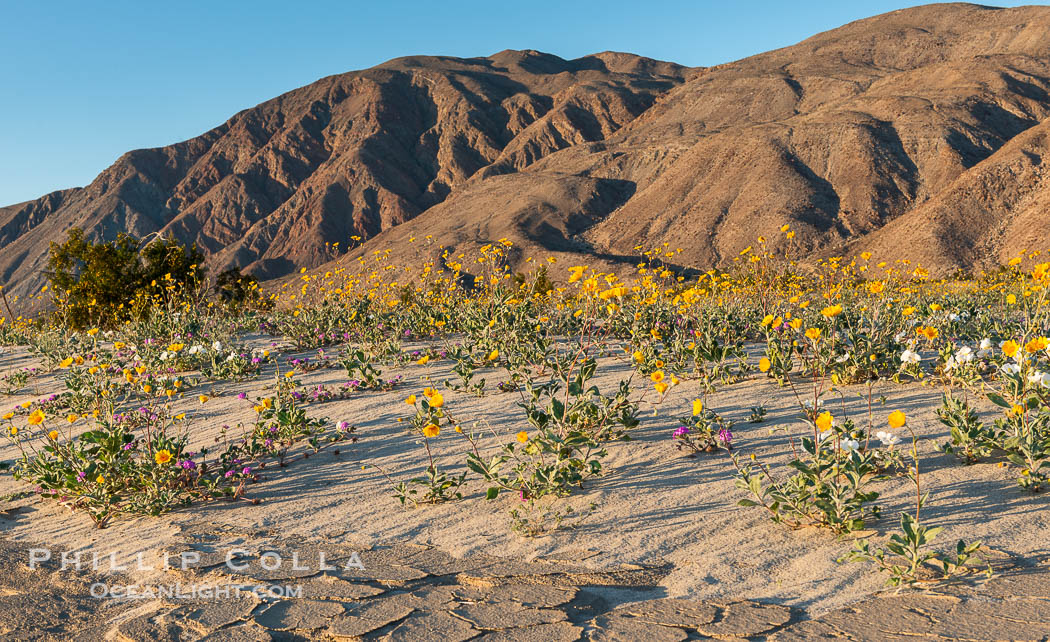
[0,522,1047,640]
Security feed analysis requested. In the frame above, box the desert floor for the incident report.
[1,339,1049,639]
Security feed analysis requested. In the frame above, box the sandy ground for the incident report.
[0,339,1046,617]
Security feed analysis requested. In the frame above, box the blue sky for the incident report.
[0,1,1043,205]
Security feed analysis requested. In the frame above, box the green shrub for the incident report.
[46,228,205,329]
[213,267,265,308]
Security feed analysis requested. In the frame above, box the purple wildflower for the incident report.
[718,427,733,445]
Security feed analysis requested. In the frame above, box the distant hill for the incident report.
[5,3,1050,307]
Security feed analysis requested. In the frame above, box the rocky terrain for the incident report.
[5,2,1050,305]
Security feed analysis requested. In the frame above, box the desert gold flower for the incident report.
[48,430,59,440]
[654,381,668,394]
[422,423,440,438]
[650,370,665,383]
[815,411,833,432]
[416,355,429,365]
[66,413,77,423]
[405,394,417,405]
[693,399,704,416]
[887,410,906,429]
[805,327,822,341]
[27,409,44,425]
[1002,340,1020,358]
[59,357,73,368]
[1025,337,1048,353]
[759,357,771,373]
[154,449,173,465]
[424,388,444,408]
[487,349,499,361]
[821,304,843,318]
[198,395,210,404]
[516,431,528,443]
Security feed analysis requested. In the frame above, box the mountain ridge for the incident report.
[5,2,1050,309]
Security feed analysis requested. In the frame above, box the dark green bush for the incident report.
[46,228,206,329]
[213,267,264,308]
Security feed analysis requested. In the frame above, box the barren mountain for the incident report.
[5,3,1050,307]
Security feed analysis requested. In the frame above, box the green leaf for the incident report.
[987,392,1011,409]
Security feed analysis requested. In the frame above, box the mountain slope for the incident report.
[0,51,688,305]
[324,3,1050,277]
[850,114,1050,270]
[6,3,1050,309]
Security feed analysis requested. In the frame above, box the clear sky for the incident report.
[0,1,1043,206]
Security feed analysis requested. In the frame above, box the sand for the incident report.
[0,339,1046,617]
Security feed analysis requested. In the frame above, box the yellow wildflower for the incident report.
[815,411,833,432]
[1002,340,1020,358]
[1025,337,1048,353]
[821,304,843,318]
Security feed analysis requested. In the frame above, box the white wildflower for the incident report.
[900,349,920,364]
